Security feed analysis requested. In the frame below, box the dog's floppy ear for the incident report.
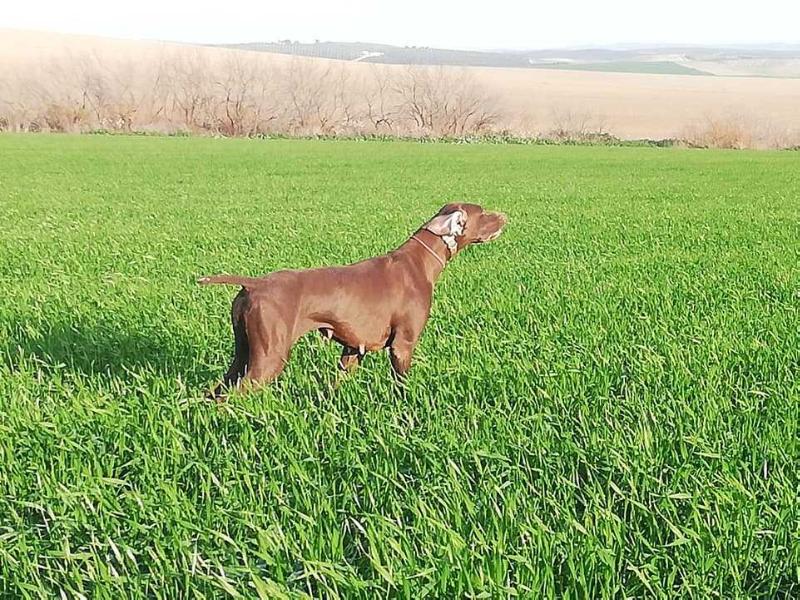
[425,210,465,237]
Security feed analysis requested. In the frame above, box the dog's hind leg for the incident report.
[240,304,291,389]
[210,291,250,399]
[243,348,289,389]
[223,314,248,385]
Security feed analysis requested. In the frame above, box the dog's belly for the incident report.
[333,322,392,351]
[311,315,392,351]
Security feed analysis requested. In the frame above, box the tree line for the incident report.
[0,50,499,138]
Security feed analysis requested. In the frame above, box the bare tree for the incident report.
[331,64,358,133]
[212,53,283,136]
[364,65,397,133]
[247,62,282,136]
[395,66,498,136]
[31,55,92,132]
[215,53,255,136]
[0,68,35,131]
[284,58,322,133]
[284,58,352,134]
[163,50,214,131]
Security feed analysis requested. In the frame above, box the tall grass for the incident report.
[0,135,798,597]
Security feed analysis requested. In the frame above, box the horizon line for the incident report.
[5,27,800,53]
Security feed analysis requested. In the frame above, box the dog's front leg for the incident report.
[389,339,415,384]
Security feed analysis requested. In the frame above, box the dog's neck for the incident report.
[399,229,453,282]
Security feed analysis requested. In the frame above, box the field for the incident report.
[1,134,799,598]
[526,61,710,76]
[4,30,800,143]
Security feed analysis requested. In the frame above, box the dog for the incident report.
[199,203,507,395]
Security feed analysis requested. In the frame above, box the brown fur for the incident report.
[200,203,507,396]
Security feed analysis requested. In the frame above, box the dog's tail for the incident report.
[197,274,261,288]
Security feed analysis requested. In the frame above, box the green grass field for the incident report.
[527,60,710,76]
[1,135,798,598]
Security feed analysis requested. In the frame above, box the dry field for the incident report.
[2,29,800,145]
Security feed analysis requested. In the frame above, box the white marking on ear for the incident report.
[424,210,465,252]
[425,211,464,237]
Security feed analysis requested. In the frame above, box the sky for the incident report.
[4,0,800,49]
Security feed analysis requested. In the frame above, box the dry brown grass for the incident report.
[681,115,800,150]
[2,29,800,147]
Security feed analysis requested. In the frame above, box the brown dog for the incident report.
[199,203,507,395]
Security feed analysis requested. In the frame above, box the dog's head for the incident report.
[423,203,507,254]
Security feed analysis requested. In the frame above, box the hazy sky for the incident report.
[4,0,800,49]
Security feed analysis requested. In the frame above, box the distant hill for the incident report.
[215,41,800,78]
